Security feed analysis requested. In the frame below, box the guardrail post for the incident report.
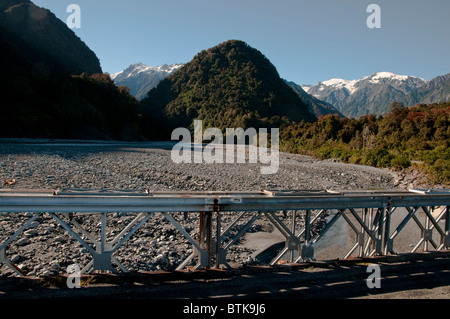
[445,206,450,248]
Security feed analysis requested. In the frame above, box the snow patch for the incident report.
[320,78,358,95]
[301,85,312,93]
[361,71,428,84]
[110,71,121,80]
[111,63,184,80]
[311,71,429,95]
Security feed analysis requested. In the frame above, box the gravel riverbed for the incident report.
[0,140,423,277]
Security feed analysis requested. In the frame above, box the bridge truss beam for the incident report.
[0,188,449,275]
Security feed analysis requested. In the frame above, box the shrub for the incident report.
[363,148,395,168]
[316,146,334,160]
[427,158,450,184]
[390,156,411,170]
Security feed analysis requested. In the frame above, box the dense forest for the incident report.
[280,102,450,185]
[0,69,142,140]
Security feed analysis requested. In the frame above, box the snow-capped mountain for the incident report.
[304,72,430,118]
[111,63,184,100]
[113,64,449,119]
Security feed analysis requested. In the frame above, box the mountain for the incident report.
[111,63,184,100]
[0,0,101,75]
[0,0,142,140]
[140,40,316,139]
[284,80,344,118]
[306,72,429,118]
[112,62,338,119]
[401,73,450,106]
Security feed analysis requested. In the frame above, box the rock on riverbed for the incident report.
[0,140,403,276]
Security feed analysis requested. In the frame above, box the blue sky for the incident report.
[32,0,450,85]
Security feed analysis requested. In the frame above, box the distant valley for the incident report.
[0,0,448,186]
[1,0,449,136]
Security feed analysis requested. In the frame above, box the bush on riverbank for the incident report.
[280,102,450,185]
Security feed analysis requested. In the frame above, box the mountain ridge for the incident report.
[0,0,102,75]
[401,73,450,106]
[304,71,449,118]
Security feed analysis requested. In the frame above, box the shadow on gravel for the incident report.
[0,141,178,156]
[1,254,450,300]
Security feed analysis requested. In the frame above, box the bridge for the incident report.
[0,188,449,276]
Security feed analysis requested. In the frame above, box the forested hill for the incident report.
[0,24,142,139]
[140,40,316,139]
[0,0,142,140]
[0,0,101,75]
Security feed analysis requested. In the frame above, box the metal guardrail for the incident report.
[0,188,449,276]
